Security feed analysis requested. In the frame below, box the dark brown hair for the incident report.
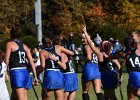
[133,30,140,35]
[124,36,134,49]
[53,37,62,45]
[10,24,21,39]
[41,37,52,48]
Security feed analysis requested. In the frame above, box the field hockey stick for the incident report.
[119,84,124,100]
[32,83,40,100]
[38,78,48,97]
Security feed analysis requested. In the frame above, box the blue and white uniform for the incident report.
[82,52,101,81]
[125,49,140,88]
[99,56,119,89]
[43,46,64,90]
[9,40,32,89]
[62,58,78,92]
[0,61,10,100]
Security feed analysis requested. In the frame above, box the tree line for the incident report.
[0,0,140,50]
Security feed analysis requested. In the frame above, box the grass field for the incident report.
[7,73,140,100]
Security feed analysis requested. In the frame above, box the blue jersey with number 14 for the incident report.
[126,49,140,73]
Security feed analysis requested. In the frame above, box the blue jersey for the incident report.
[62,58,75,73]
[9,40,27,69]
[43,45,64,90]
[99,56,118,72]
[99,56,119,89]
[83,47,98,64]
[125,49,140,73]
[125,49,140,88]
[44,45,61,70]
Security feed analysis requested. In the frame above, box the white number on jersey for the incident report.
[69,60,74,72]
[18,51,26,63]
[91,53,98,64]
[129,57,140,67]
[107,62,114,70]
[51,60,55,68]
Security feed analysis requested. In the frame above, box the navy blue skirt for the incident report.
[101,70,118,89]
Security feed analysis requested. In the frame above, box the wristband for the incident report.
[56,59,59,63]
[55,56,59,63]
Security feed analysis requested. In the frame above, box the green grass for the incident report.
[7,73,140,100]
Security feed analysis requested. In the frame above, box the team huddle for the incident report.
[1,24,140,100]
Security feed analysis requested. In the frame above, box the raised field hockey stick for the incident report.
[32,83,40,100]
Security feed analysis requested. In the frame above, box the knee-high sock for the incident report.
[82,93,90,100]
[96,93,104,100]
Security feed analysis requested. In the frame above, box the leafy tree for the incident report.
[0,0,140,44]
[22,35,38,50]
[0,38,10,51]
[0,0,35,34]
[116,0,140,32]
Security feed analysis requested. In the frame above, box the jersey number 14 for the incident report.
[129,57,140,67]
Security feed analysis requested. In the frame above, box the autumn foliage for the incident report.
[0,0,140,47]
